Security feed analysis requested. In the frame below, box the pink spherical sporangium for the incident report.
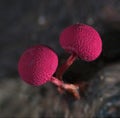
[18,45,58,86]
[60,24,102,61]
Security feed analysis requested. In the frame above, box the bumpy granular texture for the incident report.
[18,45,58,86]
[60,24,102,61]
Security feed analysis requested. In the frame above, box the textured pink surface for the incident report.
[60,24,102,61]
[18,45,58,86]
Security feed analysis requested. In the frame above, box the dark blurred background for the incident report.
[0,0,120,117]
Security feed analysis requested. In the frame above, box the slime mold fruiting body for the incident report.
[57,24,102,79]
[18,45,80,99]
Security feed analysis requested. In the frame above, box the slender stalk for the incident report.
[51,76,80,99]
[51,76,63,87]
[56,53,77,80]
